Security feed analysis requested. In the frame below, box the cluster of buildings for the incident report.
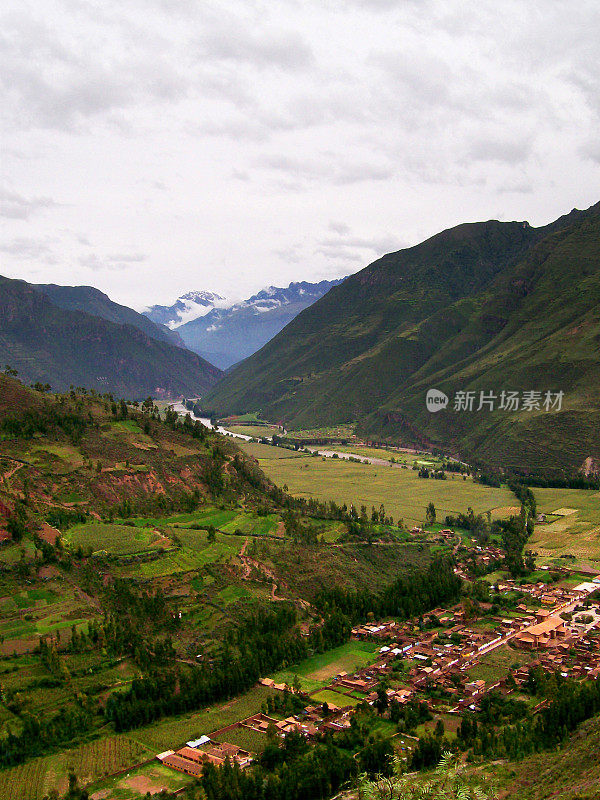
[158,574,600,782]
[157,736,253,778]
[239,706,353,740]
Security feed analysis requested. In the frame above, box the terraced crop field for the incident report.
[213,724,268,753]
[65,522,163,555]
[0,735,151,800]
[270,641,380,692]
[133,685,273,752]
[0,582,96,654]
[119,507,281,537]
[126,529,244,578]
[530,487,600,565]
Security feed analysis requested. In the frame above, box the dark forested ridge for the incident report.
[36,282,186,349]
[0,276,221,398]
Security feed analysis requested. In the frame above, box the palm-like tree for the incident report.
[358,752,496,800]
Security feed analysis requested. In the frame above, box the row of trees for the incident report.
[456,673,600,762]
[201,736,357,800]
[315,558,462,623]
[105,602,350,732]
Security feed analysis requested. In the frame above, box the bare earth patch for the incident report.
[122,774,165,795]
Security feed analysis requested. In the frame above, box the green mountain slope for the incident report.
[204,203,600,475]
[497,714,600,799]
[0,276,221,398]
[36,283,186,348]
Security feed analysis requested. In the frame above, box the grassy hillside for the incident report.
[204,202,600,475]
[496,714,600,799]
[0,375,445,797]
[0,375,256,523]
[364,206,600,475]
[0,276,220,398]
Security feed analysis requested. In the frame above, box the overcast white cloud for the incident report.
[1,0,599,308]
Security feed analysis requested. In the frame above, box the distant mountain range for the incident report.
[144,280,345,368]
[144,290,229,330]
[203,201,600,477]
[0,277,221,398]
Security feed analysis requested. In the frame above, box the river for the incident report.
[171,402,253,441]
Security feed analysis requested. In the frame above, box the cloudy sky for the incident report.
[1,0,599,309]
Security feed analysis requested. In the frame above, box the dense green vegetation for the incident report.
[315,558,461,623]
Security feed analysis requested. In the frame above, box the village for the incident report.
[155,572,600,779]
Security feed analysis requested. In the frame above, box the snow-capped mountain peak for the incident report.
[144,290,230,329]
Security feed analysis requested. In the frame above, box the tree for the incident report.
[359,752,496,799]
[425,502,436,525]
[207,525,217,543]
[375,685,389,716]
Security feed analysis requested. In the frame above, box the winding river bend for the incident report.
[171,402,401,465]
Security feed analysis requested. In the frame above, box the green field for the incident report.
[213,724,268,753]
[310,689,361,707]
[530,487,600,564]
[217,585,253,605]
[238,441,516,526]
[87,760,190,800]
[132,685,273,752]
[331,445,447,466]
[270,641,380,692]
[124,529,244,578]
[0,581,96,653]
[118,506,280,538]
[224,424,280,438]
[467,645,534,684]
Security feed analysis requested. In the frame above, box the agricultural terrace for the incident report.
[65,523,168,556]
[237,441,515,527]
[0,581,96,656]
[118,529,245,578]
[132,685,274,753]
[270,640,380,692]
[116,506,281,537]
[530,486,600,565]
[0,735,151,800]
